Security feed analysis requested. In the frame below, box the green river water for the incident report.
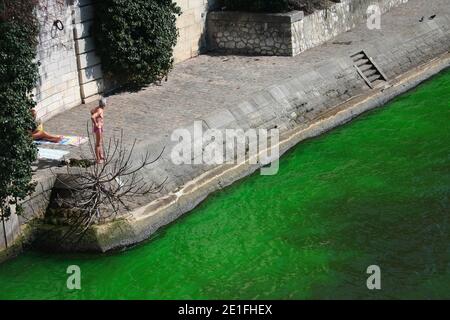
[0,70,449,300]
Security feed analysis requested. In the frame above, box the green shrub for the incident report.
[0,1,39,224]
[219,0,338,14]
[220,0,291,12]
[93,0,181,89]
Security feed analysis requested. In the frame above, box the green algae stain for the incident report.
[0,69,449,300]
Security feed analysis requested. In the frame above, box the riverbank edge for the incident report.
[0,223,35,264]
[31,51,450,254]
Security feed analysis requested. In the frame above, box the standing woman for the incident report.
[91,97,107,163]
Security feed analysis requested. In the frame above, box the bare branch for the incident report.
[48,127,166,246]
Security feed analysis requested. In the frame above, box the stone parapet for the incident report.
[207,0,410,56]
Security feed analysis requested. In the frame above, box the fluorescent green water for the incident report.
[1,70,449,300]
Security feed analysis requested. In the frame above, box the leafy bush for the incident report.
[0,1,39,224]
[93,0,181,89]
[219,0,339,14]
[220,0,292,12]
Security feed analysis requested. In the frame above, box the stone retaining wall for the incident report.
[73,0,104,103]
[35,0,82,121]
[291,0,409,55]
[34,0,104,121]
[207,11,304,56]
[173,0,217,62]
[207,0,409,56]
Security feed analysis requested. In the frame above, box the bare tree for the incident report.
[51,126,166,244]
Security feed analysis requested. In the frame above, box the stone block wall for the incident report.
[207,11,304,56]
[291,0,410,55]
[207,0,409,56]
[34,0,104,121]
[73,0,104,103]
[173,0,217,62]
[35,0,82,121]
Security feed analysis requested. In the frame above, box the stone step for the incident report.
[368,74,382,82]
[359,64,374,72]
[351,53,365,61]
[372,79,386,88]
[352,50,388,88]
[363,68,379,77]
[356,59,370,66]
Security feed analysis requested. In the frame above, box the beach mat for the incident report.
[35,136,88,147]
[38,148,70,160]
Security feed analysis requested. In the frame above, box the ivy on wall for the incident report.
[0,0,39,239]
[93,0,182,89]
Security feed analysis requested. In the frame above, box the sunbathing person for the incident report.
[31,109,63,143]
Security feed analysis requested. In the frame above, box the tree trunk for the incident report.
[1,208,8,249]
